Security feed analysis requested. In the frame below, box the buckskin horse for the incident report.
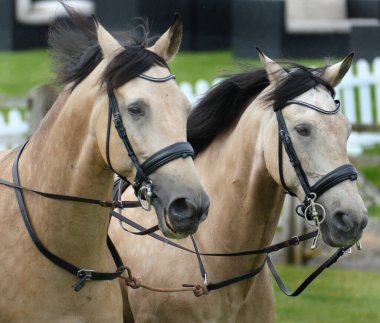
[109,51,367,322]
[0,7,209,323]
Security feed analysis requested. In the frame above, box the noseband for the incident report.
[276,98,358,246]
[105,73,195,210]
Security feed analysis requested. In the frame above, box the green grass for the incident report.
[0,49,53,96]
[274,265,380,323]
[170,50,238,83]
[0,49,329,96]
[360,166,380,188]
[368,204,380,217]
[362,143,380,156]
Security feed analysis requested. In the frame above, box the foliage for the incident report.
[274,265,380,323]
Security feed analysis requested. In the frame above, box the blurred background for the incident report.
[0,1,379,322]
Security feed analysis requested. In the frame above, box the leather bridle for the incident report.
[276,98,357,202]
[276,98,358,247]
[1,72,196,291]
[106,73,195,210]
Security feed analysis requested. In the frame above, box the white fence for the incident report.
[1,58,380,153]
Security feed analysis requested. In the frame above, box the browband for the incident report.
[138,74,176,82]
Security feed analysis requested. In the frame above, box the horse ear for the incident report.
[321,53,354,87]
[148,13,182,61]
[256,48,288,85]
[95,18,123,60]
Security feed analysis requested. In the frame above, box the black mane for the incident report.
[48,5,168,92]
[187,64,334,154]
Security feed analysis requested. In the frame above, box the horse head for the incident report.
[50,7,210,238]
[258,51,367,247]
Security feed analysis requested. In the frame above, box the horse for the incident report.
[109,51,368,322]
[0,7,209,323]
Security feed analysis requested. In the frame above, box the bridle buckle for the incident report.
[137,180,153,211]
[77,268,95,281]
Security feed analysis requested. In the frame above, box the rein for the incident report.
[11,142,129,291]
[113,96,360,297]
[112,205,350,297]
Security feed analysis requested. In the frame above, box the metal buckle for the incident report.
[137,180,153,211]
[77,268,95,280]
[203,273,208,286]
[291,236,300,246]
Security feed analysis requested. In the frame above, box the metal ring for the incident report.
[137,181,153,211]
[304,202,326,227]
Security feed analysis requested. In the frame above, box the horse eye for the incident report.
[127,104,144,116]
[295,124,311,137]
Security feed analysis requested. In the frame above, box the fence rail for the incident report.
[1,58,380,153]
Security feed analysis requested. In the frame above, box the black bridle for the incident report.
[276,98,358,247]
[276,98,357,202]
[1,72,196,291]
[106,73,195,210]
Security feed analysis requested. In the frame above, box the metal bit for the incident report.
[311,230,320,250]
[344,247,352,254]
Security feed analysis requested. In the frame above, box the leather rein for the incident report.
[112,96,359,296]
[0,72,195,291]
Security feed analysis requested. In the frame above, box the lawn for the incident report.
[0,49,53,96]
[274,265,380,323]
[0,48,327,96]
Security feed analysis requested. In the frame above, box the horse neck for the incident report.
[195,104,285,255]
[17,73,115,267]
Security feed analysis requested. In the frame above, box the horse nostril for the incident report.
[168,198,196,220]
[333,211,355,233]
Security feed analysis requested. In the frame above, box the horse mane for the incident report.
[48,5,168,92]
[187,69,269,154]
[187,64,334,155]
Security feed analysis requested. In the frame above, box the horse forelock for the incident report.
[48,8,168,92]
[265,64,335,111]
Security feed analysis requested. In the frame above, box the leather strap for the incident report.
[268,246,349,296]
[0,175,140,209]
[310,164,358,198]
[12,143,127,292]
[134,142,194,193]
[205,257,267,292]
[277,110,311,196]
[113,204,347,295]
